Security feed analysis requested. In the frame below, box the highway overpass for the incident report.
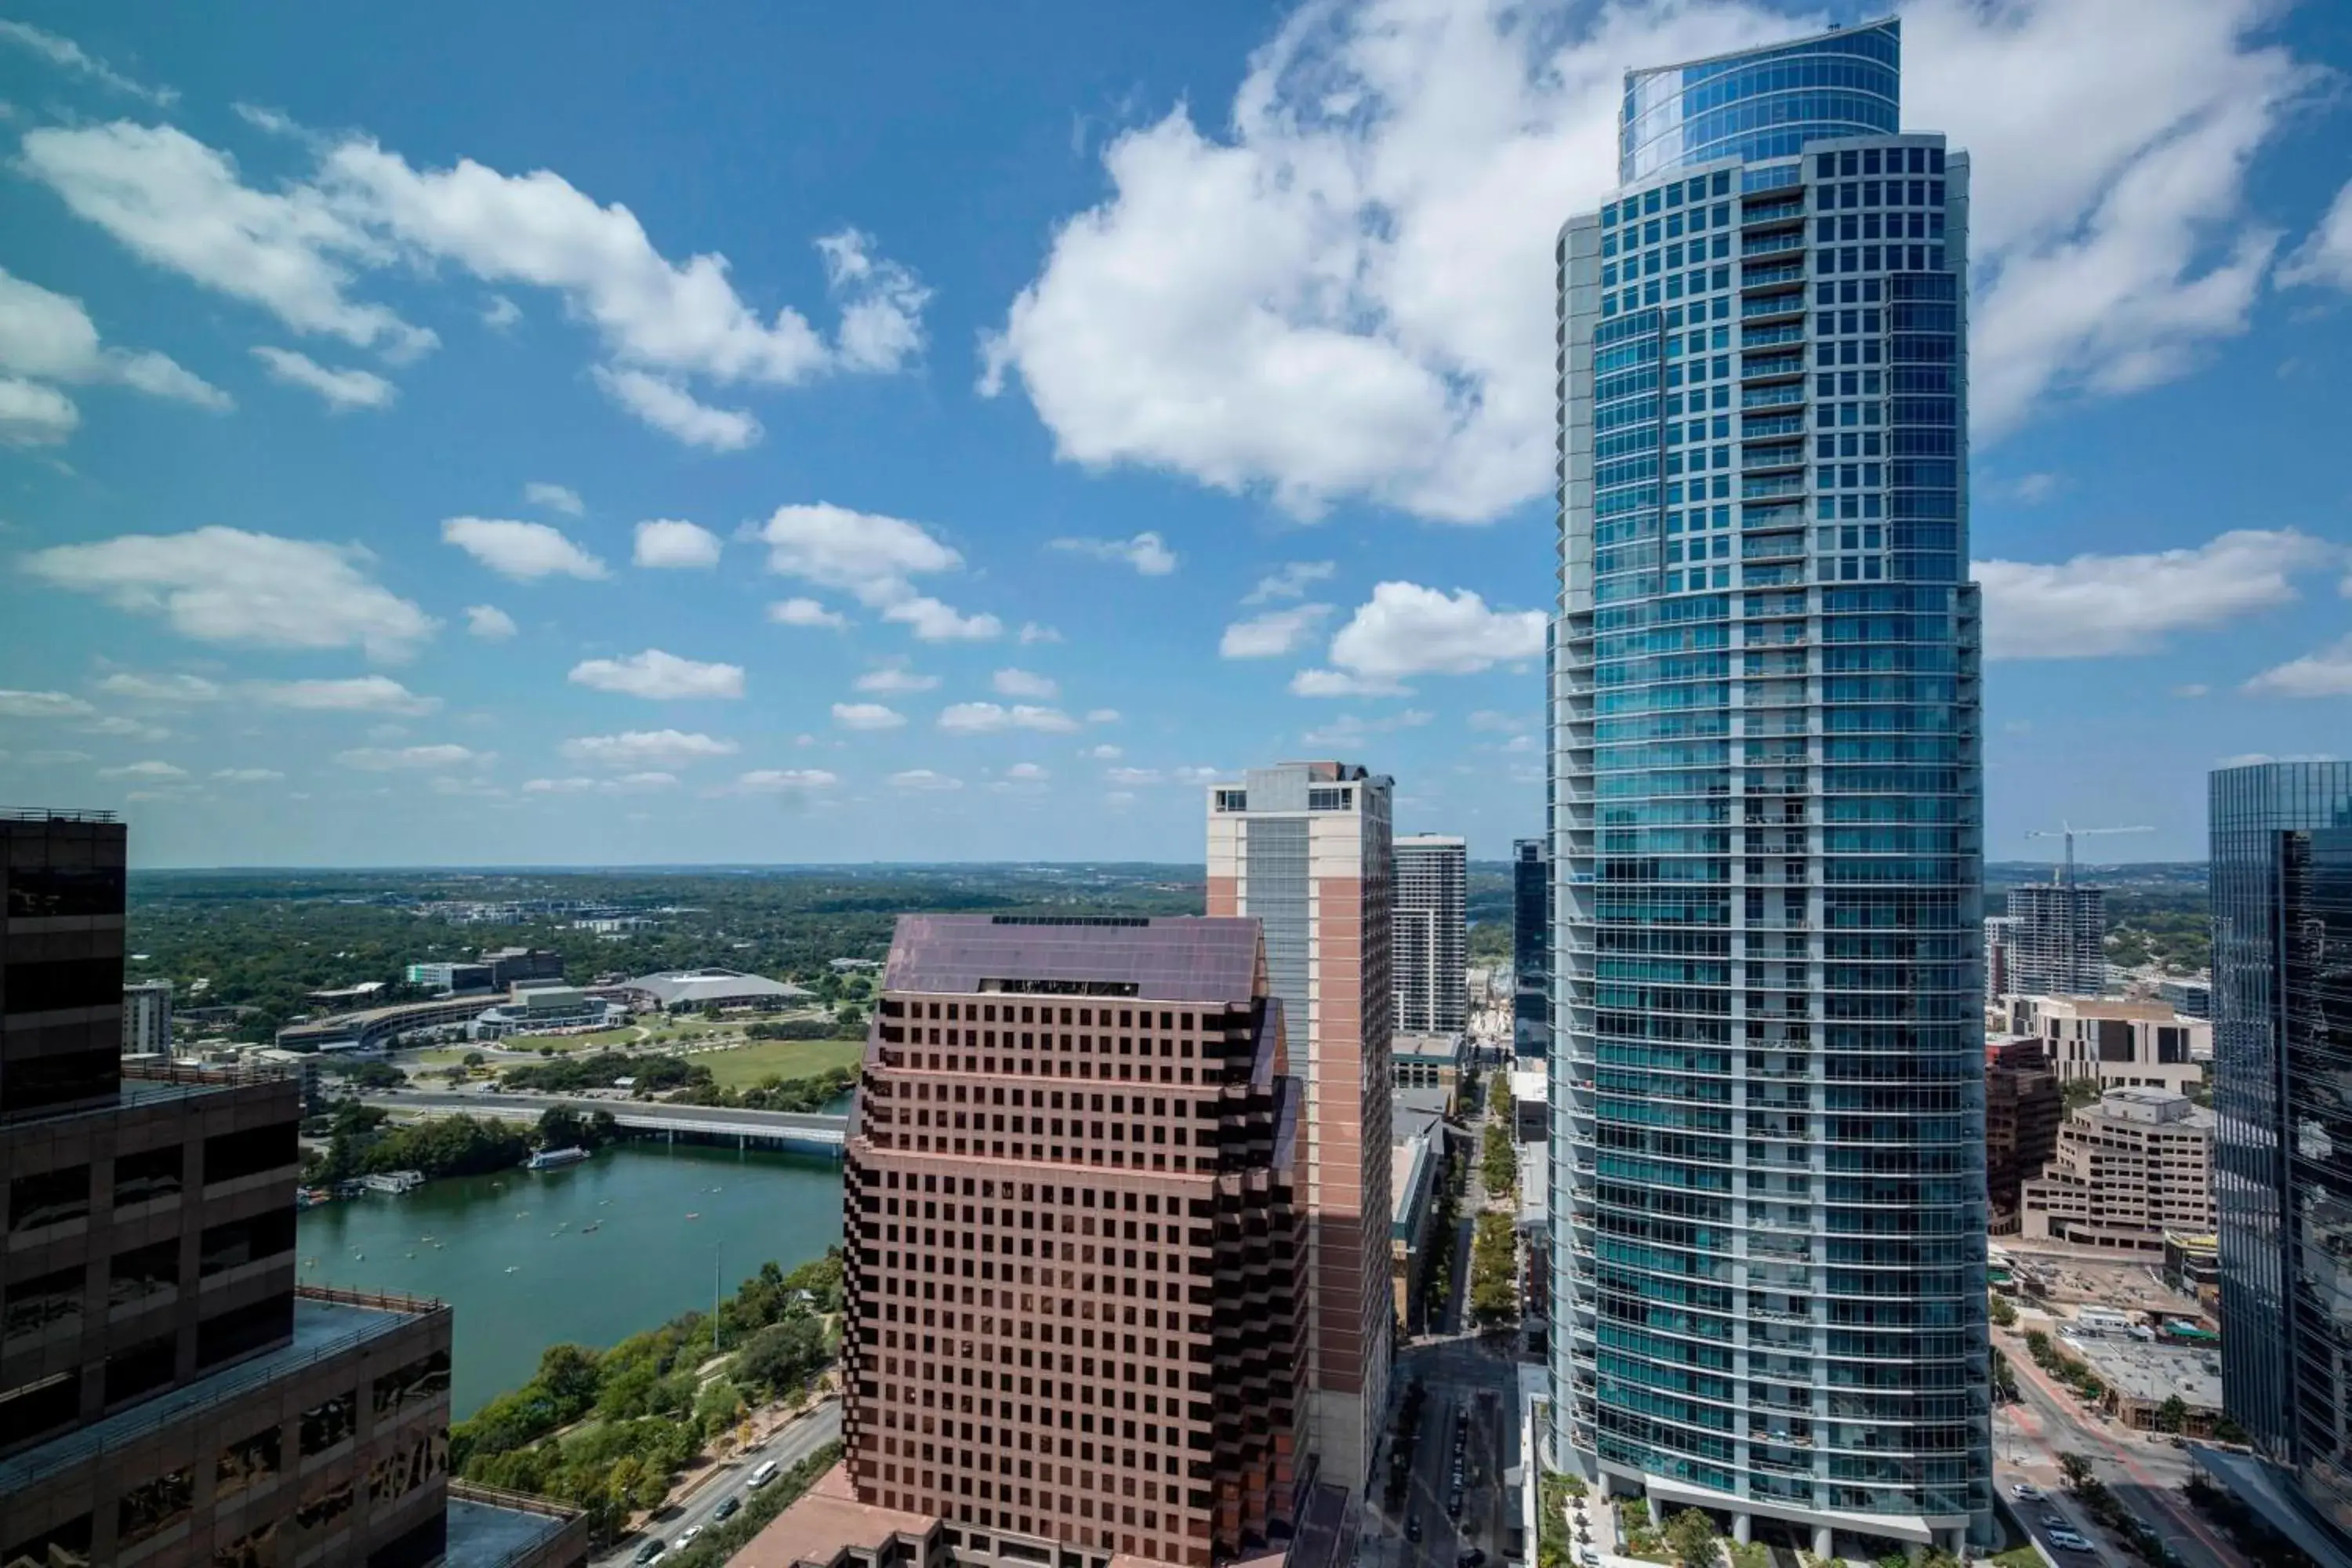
[362,1088,848,1157]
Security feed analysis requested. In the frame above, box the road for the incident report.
[1994,1331,2245,1568]
[362,1088,847,1134]
[1364,1338,1520,1568]
[597,1397,842,1564]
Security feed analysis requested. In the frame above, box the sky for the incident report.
[1,0,2349,869]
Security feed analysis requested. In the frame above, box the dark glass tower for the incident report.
[1550,17,1990,1557]
[1514,839,1552,1060]
[2211,761,2352,1560]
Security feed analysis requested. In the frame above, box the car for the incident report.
[677,1525,702,1547]
[747,1460,780,1488]
[2011,1483,2043,1501]
[2040,1514,2069,1530]
[1579,1552,1601,1568]
[713,1496,741,1522]
[1446,1490,1464,1519]
[2048,1531,2093,1554]
[1407,1515,1424,1542]
[633,1541,666,1564]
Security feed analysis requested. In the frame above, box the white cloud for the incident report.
[568,649,743,699]
[1244,561,1335,604]
[1973,528,2337,659]
[1220,603,1331,659]
[1004,762,1050,782]
[592,367,760,451]
[98,759,186,779]
[1019,622,1063,645]
[2282,178,2352,292]
[883,596,1003,642]
[82,715,169,742]
[853,666,938,695]
[249,676,437,714]
[757,503,962,603]
[731,768,839,793]
[982,0,2315,520]
[522,771,676,795]
[0,20,176,107]
[442,517,607,581]
[250,346,395,410]
[992,668,1058,699]
[96,672,223,704]
[938,702,1080,735]
[21,122,433,358]
[1301,708,1432,748]
[890,768,964,792]
[1105,766,1163,786]
[212,767,284,782]
[2244,637,2352,699]
[1050,532,1178,575]
[832,702,906,731]
[1087,743,1123,760]
[767,597,848,630]
[20,750,93,764]
[815,228,932,372]
[23,526,435,661]
[1308,582,1544,688]
[465,604,517,640]
[482,295,521,329]
[561,731,738,770]
[524,481,584,516]
[633,518,723,569]
[230,103,306,140]
[335,743,477,771]
[0,267,230,440]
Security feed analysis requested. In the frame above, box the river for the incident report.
[296,1142,844,1417]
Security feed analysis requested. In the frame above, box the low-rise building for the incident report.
[405,960,492,994]
[2071,1338,2224,1434]
[2004,995,2209,1097]
[468,982,622,1040]
[619,967,814,1013]
[2165,1231,2220,1308]
[1507,1069,1547,1145]
[2020,1087,2214,1253]
[1392,1032,1462,1096]
[1392,1128,1440,1332]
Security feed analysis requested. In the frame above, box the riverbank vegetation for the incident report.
[302,1102,619,1184]
[452,1252,845,1544]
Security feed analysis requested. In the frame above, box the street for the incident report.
[1994,1331,2246,1568]
[595,1396,841,1564]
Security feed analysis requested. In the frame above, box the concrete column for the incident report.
[1812,1524,1834,1559]
[1733,1513,1751,1544]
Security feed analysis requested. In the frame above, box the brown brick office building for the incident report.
[822,913,1308,1568]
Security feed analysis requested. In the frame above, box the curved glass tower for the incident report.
[1550,17,1991,1557]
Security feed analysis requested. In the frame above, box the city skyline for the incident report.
[2,0,2350,869]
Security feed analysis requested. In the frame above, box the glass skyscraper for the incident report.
[1548,18,1991,1556]
[2209,762,2352,1565]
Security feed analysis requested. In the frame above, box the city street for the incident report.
[1367,1338,1522,1568]
[594,1396,841,1564]
[1994,1331,2247,1568]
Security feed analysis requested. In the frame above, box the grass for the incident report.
[506,1026,641,1051]
[698,1038,861,1089]
[1987,1548,2045,1567]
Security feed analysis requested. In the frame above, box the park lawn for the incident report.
[408,1047,474,1067]
[506,1026,638,1051]
[699,1037,861,1089]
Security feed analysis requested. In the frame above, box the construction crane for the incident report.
[2026,822,2152,886]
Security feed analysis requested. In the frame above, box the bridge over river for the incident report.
[361,1089,848,1157]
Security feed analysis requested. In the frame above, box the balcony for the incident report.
[1741,230,1805,259]
[1741,260,1806,290]
[1742,196,1806,226]
[1740,351,1806,382]
[1741,412,1806,440]
[1741,289,1806,321]
[1740,384,1804,410]
[1740,474,1805,501]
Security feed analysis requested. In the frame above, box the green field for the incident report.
[506,1025,642,1051]
[697,1037,861,1089]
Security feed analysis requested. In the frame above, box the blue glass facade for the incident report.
[1621,20,1900,186]
[2212,762,2352,1558]
[1552,19,1991,1556]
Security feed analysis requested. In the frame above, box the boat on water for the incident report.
[581,1221,601,1233]
[526,1145,592,1171]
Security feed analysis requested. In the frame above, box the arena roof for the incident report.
[622,968,814,1007]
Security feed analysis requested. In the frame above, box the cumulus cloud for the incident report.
[592,367,760,451]
[832,702,906,731]
[212,767,285,782]
[560,730,738,770]
[981,0,2317,519]
[96,672,222,703]
[465,604,517,640]
[524,481,585,516]
[98,759,186,779]
[250,346,395,410]
[1244,561,1335,604]
[568,648,743,699]
[2281,178,2352,292]
[335,743,477,771]
[249,676,437,714]
[1221,603,1331,659]
[815,227,933,372]
[1050,532,1178,575]
[23,526,435,662]
[0,19,176,107]
[755,503,1000,639]
[731,768,839,793]
[1004,762,1051,782]
[882,596,1003,642]
[633,518,723,569]
[2244,637,2352,699]
[1973,528,2336,659]
[522,771,677,795]
[1292,582,1543,693]
[1019,622,1063,645]
[767,597,848,629]
[442,517,607,581]
[991,668,1058,699]
[0,267,230,446]
[938,702,1080,735]
[890,768,963,792]
[853,666,938,695]
[1087,743,1123,760]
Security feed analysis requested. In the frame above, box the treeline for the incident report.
[744,1018,864,1042]
[452,1254,844,1544]
[674,1066,858,1115]
[502,1051,706,1094]
[304,1104,619,1184]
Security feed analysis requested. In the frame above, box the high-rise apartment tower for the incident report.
[829,913,1308,1567]
[2005,881,2107,997]
[1513,839,1553,1059]
[122,978,173,1057]
[1392,834,1468,1037]
[1548,18,1991,1555]
[1205,762,1393,1495]
[2209,761,2352,1562]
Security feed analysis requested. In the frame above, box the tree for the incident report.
[1988,1292,2017,1328]
[2059,1450,2095,1490]
[463,1050,486,1068]
[733,1316,827,1399]
[1665,1508,1718,1567]
[538,1342,603,1417]
[536,1105,589,1151]
[2156,1394,2189,1434]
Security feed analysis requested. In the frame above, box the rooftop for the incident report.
[734,1460,938,1567]
[2073,1338,2223,1410]
[444,1485,586,1568]
[625,968,815,1006]
[1395,1032,1462,1063]
[884,913,1264,1004]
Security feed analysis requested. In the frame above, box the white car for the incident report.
[677,1526,702,1547]
[2047,1530,2093,1554]
[2011,1483,2043,1501]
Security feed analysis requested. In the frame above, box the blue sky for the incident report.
[1,0,2348,869]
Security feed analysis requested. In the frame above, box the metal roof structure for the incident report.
[621,968,814,1007]
[882,913,1265,1004]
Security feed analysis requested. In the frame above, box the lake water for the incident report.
[297,1142,844,1417]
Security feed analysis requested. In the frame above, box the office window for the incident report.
[6,1165,89,1233]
